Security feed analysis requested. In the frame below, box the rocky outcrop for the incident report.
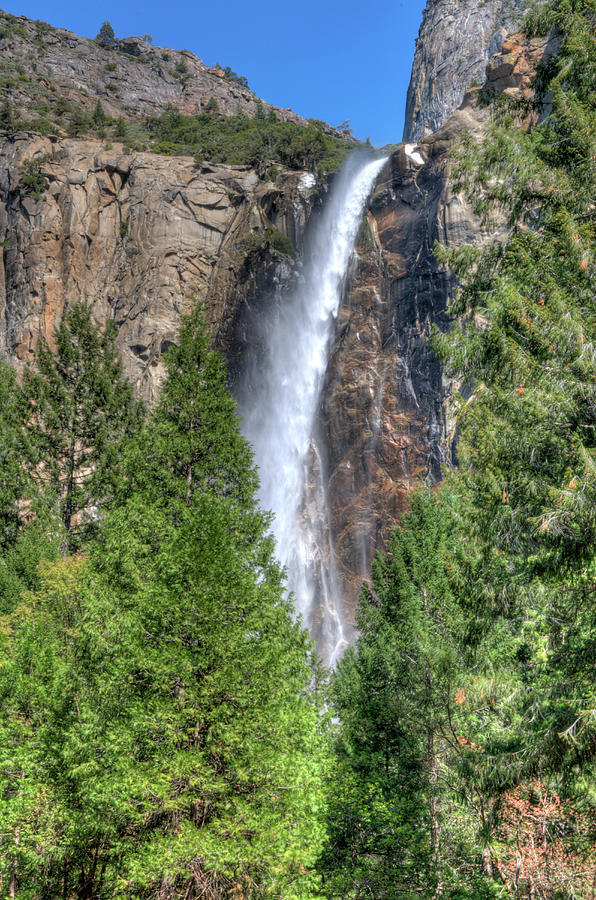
[403,0,529,141]
[0,133,318,403]
[322,102,490,615]
[0,9,333,131]
[324,28,556,618]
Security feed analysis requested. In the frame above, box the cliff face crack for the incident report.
[237,153,386,666]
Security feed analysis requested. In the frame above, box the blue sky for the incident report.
[1,0,427,145]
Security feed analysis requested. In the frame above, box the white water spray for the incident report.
[239,154,387,665]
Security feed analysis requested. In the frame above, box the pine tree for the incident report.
[114,116,127,139]
[0,304,330,899]
[425,0,596,891]
[321,491,475,898]
[254,98,266,123]
[24,302,143,541]
[0,98,16,136]
[95,20,116,48]
[122,303,260,517]
[92,100,107,128]
[0,362,31,550]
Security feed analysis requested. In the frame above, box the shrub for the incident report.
[20,158,48,199]
[265,225,293,256]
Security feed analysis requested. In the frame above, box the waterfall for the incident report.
[238,153,387,665]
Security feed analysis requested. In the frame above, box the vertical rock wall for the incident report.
[0,134,318,404]
[403,0,528,141]
[321,101,491,616]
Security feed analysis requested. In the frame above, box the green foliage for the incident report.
[19,157,48,198]
[242,226,294,264]
[144,104,352,174]
[254,97,266,123]
[0,98,16,136]
[23,303,143,540]
[67,105,93,136]
[265,225,293,256]
[92,99,106,127]
[0,363,33,550]
[0,305,330,899]
[324,2,596,897]
[114,116,127,138]
[321,491,484,898]
[95,19,116,49]
[0,13,27,41]
[175,57,189,77]
[214,62,250,89]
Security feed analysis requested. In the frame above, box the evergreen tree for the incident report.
[122,303,260,516]
[92,100,107,129]
[321,491,479,899]
[422,0,596,893]
[0,304,330,899]
[0,362,31,550]
[0,98,16,136]
[231,102,250,132]
[254,98,266,123]
[0,361,63,614]
[23,303,143,540]
[114,116,128,139]
[95,20,116,48]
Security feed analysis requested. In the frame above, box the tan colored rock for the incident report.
[0,134,317,403]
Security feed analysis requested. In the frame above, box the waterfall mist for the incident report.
[238,153,387,665]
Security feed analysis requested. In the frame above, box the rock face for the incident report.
[322,28,555,619]
[0,134,318,403]
[403,0,528,141]
[0,9,332,131]
[321,102,488,616]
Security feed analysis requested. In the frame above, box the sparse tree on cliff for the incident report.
[95,20,116,48]
[92,100,107,129]
[0,98,16,136]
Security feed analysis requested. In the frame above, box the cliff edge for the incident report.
[403,0,528,141]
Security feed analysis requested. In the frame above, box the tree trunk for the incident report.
[8,826,19,898]
[428,725,442,896]
[63,433,77,532]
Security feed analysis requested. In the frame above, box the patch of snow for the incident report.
[405,144,425,166]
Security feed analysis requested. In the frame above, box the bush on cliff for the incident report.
[144,104,351,174]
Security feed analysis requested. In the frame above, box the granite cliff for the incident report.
[0,132,319,403]
[320,28,555,621]
[0,9,335,132]
[403,0,529,141]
